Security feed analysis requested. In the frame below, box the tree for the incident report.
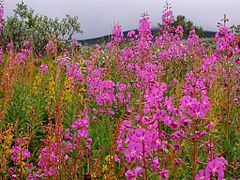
[230,25,240,46]
[0,1,83,53]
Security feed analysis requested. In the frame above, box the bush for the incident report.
[0,1,83,54]
[231,25,240,33]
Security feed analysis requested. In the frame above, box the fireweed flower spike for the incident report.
[0,1,4,31]
[0,48,4,64]
[112,24,124,43]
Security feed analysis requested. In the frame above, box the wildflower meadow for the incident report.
[0,1,240,180]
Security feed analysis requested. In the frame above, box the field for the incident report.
[0,3,240,180]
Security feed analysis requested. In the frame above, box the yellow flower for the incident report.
[63,77,74,102]
[101,155,117,178]
[32,74,42,95]
[102,165,108,173]
[48,75,56,105]
[105,155,112,163]
[91,172,97,179]
[0,124,13,171]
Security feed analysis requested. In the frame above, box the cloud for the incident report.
[4,0,240,40]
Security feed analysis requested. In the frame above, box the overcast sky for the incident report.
[4,0,240,40]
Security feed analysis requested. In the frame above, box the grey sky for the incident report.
[4,0,240,40]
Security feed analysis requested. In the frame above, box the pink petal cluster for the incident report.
[196,157,228,180]
[0,1,4,31]
[112,24,123,43]
[39,64,48,73]
[0,48,3,64]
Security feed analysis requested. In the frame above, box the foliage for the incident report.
[231,25,240,33]
[0,1,83,53]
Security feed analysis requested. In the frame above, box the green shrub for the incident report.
[0,1,83,53]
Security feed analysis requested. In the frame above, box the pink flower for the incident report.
[205,157,228,179]
[40,64,48,73]
[196,169,205,180]
[14,52,27,64]
[12,146,21,164]
[0,2,4,31]
[21,149,31,159]
[125,169,136,180]
[114,155,121,163]
[72,39,78,47]
[151,157,160,170]
[125,167,142,180]
[161,9,174,27]
[196,157,228,180]
[127,30,136,41]
[158,169,169,179]
[112,24,123,43]
[8,167,15,175]
[0,48,4,64]
[46,40,56,54]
